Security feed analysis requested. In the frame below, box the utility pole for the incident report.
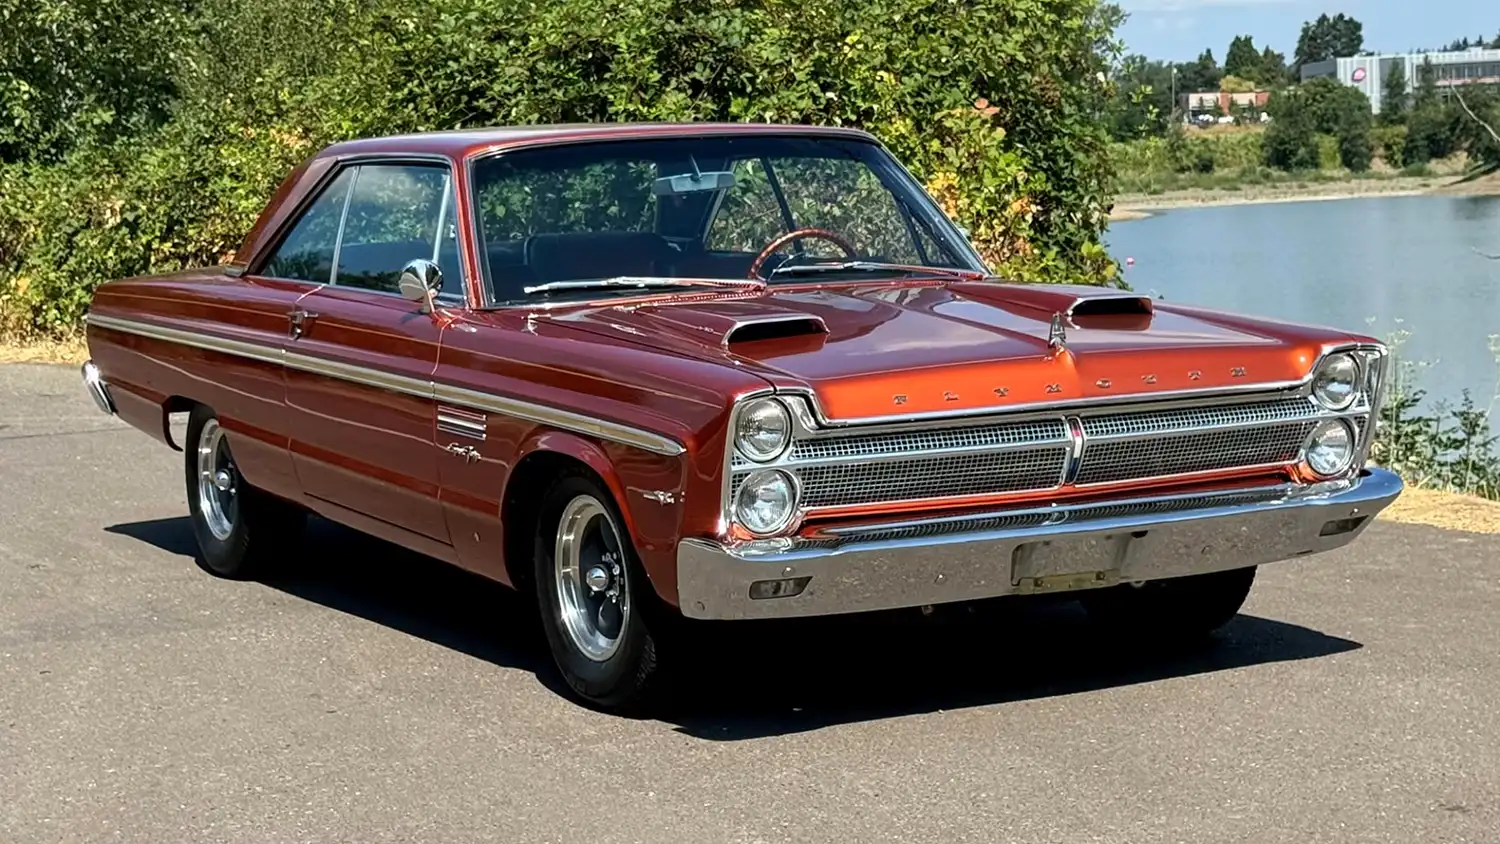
[1171,67,1178,123]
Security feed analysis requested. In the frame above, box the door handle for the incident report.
[288,308,319,339]
[444,443,481,464]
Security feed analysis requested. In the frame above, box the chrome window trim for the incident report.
[85,314,685,457]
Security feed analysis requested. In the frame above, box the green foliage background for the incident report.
[0,0,1127,338]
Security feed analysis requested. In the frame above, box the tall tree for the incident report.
[1381,61,1408,123]
[1294,13,1364,70]
[1225,35,1263,82]
[1176,49,1223,94]
[1259,45,1289,87]
[1415,56,1439,107]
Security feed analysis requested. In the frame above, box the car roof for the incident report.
[315,122,881,160]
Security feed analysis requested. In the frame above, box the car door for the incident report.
[281,160,463,547]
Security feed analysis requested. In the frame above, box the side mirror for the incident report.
[398,259,443,313]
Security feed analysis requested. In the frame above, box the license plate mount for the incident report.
[1010,533,1132,595]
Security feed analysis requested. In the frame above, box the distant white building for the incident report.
[1300,47,1500,114]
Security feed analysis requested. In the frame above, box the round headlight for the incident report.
[1312,353,1359,410]
[1304,419,1355,477]
[735,398,791,462]
[734,469,797,535]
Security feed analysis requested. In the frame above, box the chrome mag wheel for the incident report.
[553,495,631,662]
[195,418,239,541]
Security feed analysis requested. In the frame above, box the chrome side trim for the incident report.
[437,405,487,441]
[677,468,1404,620]
[85,314,686,457]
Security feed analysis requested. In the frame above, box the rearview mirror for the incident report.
[652,170,737,196]
[398,259,442,313]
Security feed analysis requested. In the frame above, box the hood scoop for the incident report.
[629,301,829,347]
[950,282,1156,331]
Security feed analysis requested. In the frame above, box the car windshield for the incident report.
[469,135,985,304]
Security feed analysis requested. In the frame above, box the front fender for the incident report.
[510,430,688,603]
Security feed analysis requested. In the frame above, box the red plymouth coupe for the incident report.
[81,123,1402,710]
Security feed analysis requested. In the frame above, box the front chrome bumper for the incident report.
[81,360,115,415]
[676,468,1403,620]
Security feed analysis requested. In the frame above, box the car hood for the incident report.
[545,280,1359,422]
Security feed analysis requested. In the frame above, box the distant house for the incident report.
[1300,48,1500,114]
[1180,91,1272,120]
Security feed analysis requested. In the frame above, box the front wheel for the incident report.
[533,472,668,712]
[184,407,305,579]
[1078,566,1257,638]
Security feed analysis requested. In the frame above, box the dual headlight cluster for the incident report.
[1302,350,1383,479]
[731,398,798,535]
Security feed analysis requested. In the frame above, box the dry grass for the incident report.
[0,335,88,365]
[1380,486,1500,535]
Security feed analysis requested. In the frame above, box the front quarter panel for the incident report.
[433,310,764,604]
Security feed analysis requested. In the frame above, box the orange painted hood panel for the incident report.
[552,281,1364,422]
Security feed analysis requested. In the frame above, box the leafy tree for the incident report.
[1259,46,1290,88]
[0,0,190,163]
[1219,75,1256,94]
[1451,87,1500,171]
[1263,89,1321,170]
[1,0,1134,339]
[1294,13,1364,69]
[1415,56,1440,108]
[1109,55,1176,139]
[1177,50,1223,95]
[1406,104,1457,164]
[1225,36,1263,83]
[1380,61,1409,124]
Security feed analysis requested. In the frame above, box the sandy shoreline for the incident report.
[1110,170,1500,221]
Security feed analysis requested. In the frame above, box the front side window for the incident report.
[336,164,454,295]
[469,136,981,304]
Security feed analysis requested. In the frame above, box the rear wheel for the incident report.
[1078,566,1257,638]
[184,406,305,579]
[533,472,667,712]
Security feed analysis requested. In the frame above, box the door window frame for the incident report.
[246,154,470,308]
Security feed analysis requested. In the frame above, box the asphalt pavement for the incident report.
[2,362,1498,844]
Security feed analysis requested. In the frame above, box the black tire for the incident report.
[532,470,668,713]
[1078,566,1257,638]
[184,406,305,579]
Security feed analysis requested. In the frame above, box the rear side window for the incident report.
[261,169,354,283]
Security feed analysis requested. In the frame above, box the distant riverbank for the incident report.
[1111,169,1500,220]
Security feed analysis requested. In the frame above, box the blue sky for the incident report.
[1118,0,1496,61]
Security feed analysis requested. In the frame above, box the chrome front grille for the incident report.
[726,391,1364,516]
[1074,421,1313,486]
[792,446,1070,508]
[1079,396,1316,438]
[786,419,1069,463]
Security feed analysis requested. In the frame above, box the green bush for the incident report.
[1405,104,1457,164]
[1263,92,1321,171]
[0,0,1127,338]
[1372,124,1408,167]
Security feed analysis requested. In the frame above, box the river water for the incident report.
[1107,195,1500,414]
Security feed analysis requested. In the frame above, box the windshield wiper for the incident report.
[522,276,766,295]
[766,261,985,280]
